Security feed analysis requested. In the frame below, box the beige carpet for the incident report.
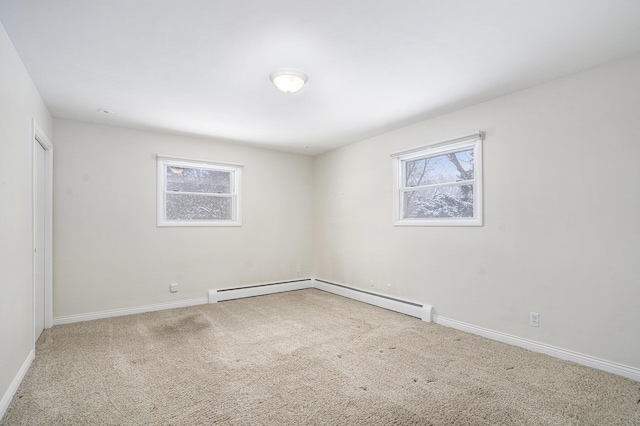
[2,289,639,425]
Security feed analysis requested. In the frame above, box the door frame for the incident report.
[32,118,53,345]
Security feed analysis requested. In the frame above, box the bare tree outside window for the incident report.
[392,133,483,226]
[404,149,474,219]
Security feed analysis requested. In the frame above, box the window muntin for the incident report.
[157,157,242,226]
[392,134,482,226]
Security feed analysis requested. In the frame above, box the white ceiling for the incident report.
[1,1,640,155]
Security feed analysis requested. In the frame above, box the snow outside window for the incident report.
[157,157,242,227]
[392,133,483,226]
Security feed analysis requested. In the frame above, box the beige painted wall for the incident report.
[52,119,313,317]
[313,54,640,369]
[3,17,638,412]
[0,22,52,408]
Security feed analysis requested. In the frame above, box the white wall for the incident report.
[0,22,52,412]
[53,119,313,317]
[313,54,640,369]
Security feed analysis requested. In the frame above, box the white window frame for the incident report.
[391,132,483,227]
[157,155,243,227]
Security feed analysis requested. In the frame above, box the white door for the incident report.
[34,140,46,341]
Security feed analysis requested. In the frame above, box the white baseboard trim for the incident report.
[433,315,640,382]
[313,279,433,322]
[46,278,639,382]
[1,349,34,419]
[312,278,638,381]
[52,279,315,325]
[53,297,209,325]
[209,279,314,303]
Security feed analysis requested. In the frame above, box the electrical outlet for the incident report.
[530,312,539,327]
[170,282,178,293]
[386,283,392,293]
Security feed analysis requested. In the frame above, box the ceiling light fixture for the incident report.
[270,69,308,94]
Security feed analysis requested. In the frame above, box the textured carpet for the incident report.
[2,289,639,425]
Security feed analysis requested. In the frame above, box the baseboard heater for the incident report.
[208,279,313,303]
[314,279,433,322]
[208,278,432,322]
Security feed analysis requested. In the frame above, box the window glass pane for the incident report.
[166,194,232,221]
[405,149,474,187]
[403,185,474,218]
[166,166,231,194]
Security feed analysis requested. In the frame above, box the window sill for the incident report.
[157,221,242,227]
[393,218,482,227]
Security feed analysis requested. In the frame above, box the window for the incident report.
[157,156,242,226]
[392,132,483,226]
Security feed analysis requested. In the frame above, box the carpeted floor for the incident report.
[2,289,639,425]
